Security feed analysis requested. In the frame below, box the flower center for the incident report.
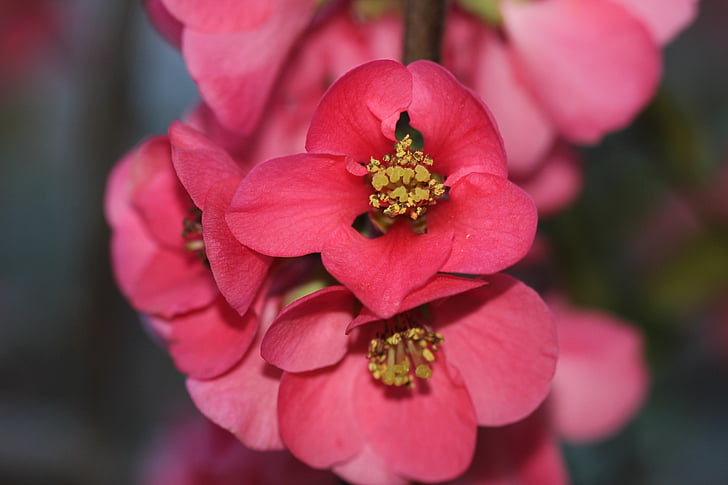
[367,134,446,221]
[367,315,444,388]
[181,207,208,264]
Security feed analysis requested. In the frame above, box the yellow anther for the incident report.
[366,134,447,222]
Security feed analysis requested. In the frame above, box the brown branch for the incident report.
[402,0,448,64]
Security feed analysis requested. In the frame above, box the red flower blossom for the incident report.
[259,273,557,483]
[105,131,270,379]
[227,60,537,318]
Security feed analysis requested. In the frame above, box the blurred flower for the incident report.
[138,412,337,485]
[259,273,556,483]
[227,59,537,318]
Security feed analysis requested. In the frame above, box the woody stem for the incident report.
[403,0,448,64]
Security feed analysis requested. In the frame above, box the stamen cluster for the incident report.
[182,207,207,262]
[367,318,445,388]
[367,134,446,221]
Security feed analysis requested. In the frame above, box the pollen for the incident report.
[366,318,444,388]
[367,134,446,221]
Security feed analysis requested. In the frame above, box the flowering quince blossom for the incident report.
[144,0,319,135]
[105,131,271,379]
[259,273,557,483]
[227,60,537,318]
[446,0,697,175]
[138,412,337,485]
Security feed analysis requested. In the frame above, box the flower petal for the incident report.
[187,338,284,450]
[333,443,409,485]
[161,0,273,33]
[168,297,257,379]
[430,172,537,275]
[261,286,355,372]
[227,153,371,257]
[322,221,453,319]
[278,356,364,468]
[608,0,699,45]
[354,354,477,482]
[446,407,568,485]
[407,60,508,178]
[306,59,412,162]
[432,274,557,426]
[203,178,272,317]
[503,0,660,143]
[144,0,183,48]
[168,121,244,210]
[549,301,649,442]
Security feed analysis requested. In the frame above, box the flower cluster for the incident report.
[106,1,696,484]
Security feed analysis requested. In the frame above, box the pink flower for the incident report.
[548,298,649,442]
[105,131,270,379]
[145,0,319,135]
[227,60,537,318]
[260,273,557,483]
[138,412,338,485]
[446,0,696,174]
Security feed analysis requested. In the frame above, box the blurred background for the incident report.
[1,1,727,484]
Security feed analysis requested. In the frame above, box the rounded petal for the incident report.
[168,297,257,379]
[608,0,699,45]
[187,338,284,450]
[306,59,412,162]
[161,0,273,32]
[503,0,660,143]
[333,444,409,485]
[181,0,316,134]
[203,178,272,317]
[348,274,487,332]
[227,153,371,257]
[354,354,477,482]
[549,301,649,442]
[322,221,453,319]
[278,357,364,469]
[430,172,537,275]
[261,286,355,372]
[407,60,508,178]
[168,121,244,210]
[432,274,558,426]
[446,407,568,485]
[513,142,583,217]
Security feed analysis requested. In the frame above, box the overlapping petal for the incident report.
[609,0,699,44]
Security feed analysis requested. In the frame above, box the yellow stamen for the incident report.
[367,134,446,221]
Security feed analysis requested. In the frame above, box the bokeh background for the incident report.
[1,1,727,484]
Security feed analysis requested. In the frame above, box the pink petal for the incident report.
[202,178,271,317]
[458,26,554,175]
[354,353,477,482]
[132,248,218,318]
[105,147,134,228]
[608,0,699,45]
[513,142,583,217]
[181,0,316,134]
[549,300,649,442]
[168,297,257,379]
[333,443,409,485]
[348,274,487,332]
[407,60,508,179]
[278,356,364,468]
[187,336,284,450]
[432,274,558,426]
[306,59,412,162]
[168,121,243,210]
[161,0,273,33]
[322,221,453,319]
[503,0,660,143]
[430,172,537,275]
[261,286,355,372]
[226,153,371,257]
[144,0,182,49]
[446,407,568,485]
